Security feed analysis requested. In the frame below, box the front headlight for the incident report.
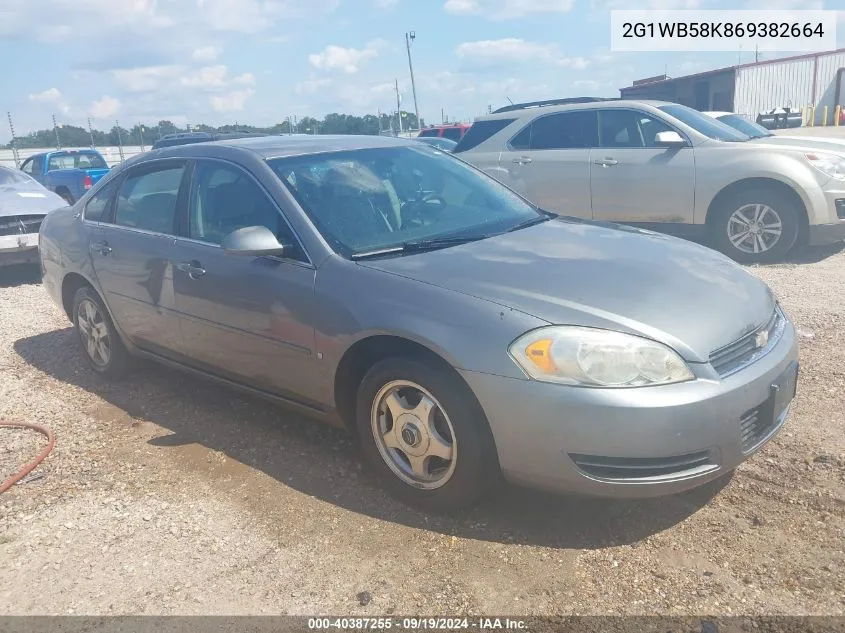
[805,152,845,180]
[509,326,694,388]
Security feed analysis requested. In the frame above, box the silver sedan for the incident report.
[39,135,798,511]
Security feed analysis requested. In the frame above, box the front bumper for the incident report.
[0,233,39,266]
[460,320,798,498]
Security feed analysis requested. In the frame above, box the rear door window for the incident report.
[84,179,119,222]
[454,119,516,153]
[112,164,186,234]
[509,110,598,151]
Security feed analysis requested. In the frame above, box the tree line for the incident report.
[3,111,424,150]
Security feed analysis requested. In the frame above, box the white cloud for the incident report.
[457,39,589,69]
[191,46,220,62]
[89,95,121,118]
[181,65,229,88]
[234,72,256,86]
[573,79,601,90]
[112,65,183,92]
[308,40,386,74]
[28,88,63,103]
[295,78,333,94]
[444,0,574,20]
[210,89,255,112]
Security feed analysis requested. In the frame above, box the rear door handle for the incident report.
[593,158,619,167]
[512,156,533,165]
[90,241,112,255]
[176,260,207,279]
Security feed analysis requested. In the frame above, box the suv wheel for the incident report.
[73,286,130,378]
[356,357,499,512]
[711,188,800,263]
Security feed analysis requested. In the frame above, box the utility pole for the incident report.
[115,120,125,162]
[395,79,403,135]
[755,45,760,63]
[52,114,61,149]
[138,125,145,152]
[87,118,95,148]
[405,31,420,133]
[7,112,21,169]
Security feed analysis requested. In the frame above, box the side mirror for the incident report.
[654,131,687,147]
[221,225,288,257]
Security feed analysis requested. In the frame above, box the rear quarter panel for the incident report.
[39,205,97,316]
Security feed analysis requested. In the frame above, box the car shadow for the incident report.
[14,327,728,550]
[0,264,41,288]
[775,241,845,265]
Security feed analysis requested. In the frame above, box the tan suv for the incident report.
[455,98,845,262]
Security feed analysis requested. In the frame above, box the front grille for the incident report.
[570,451,715,481]
[740,404,783,453]
[710,309,784,377]
[835,199,845,220]
[0,215,43,237]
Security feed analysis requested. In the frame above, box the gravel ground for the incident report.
[0,245,843,616]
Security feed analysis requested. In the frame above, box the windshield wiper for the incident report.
[505,212,552,233]
[351,235,487,260]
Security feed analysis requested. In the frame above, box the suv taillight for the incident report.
[83,175,93,190]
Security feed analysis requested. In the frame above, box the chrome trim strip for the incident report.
[712,306,787,378]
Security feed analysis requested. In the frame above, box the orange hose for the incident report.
[0,422,56,494]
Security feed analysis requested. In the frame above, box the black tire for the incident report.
[72,286,130,378]
[710,188,800,263]
[355,357,500,512]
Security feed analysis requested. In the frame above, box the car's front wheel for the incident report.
[73,286,130,378]
[711,188,800,263]
[356,357,499,512]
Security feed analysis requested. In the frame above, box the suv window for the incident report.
[84,179,119,222]
[188,161,302,258]
[510,111,598,151]
[598,110,674,148]
[113,164,185,234]
[454,119,515,153]
[442,127,463,142]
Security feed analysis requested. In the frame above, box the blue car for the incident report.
[21,149,110,205]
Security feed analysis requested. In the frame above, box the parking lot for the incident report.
[0,239,843,615]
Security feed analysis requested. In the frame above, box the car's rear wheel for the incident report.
[711,188,800,263]
[356,357,499,512]
[73,286,129,378]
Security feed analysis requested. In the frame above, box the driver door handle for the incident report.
[512,156,533,165]
[176,260,207,279]
[90,240,112,256]
[594,158,619,167]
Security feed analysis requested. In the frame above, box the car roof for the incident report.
[476,99,675,121]
[151,134,416,160]
[702,111,734,117]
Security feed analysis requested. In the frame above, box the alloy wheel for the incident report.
[727,203,783,255]
[77,298,111,367]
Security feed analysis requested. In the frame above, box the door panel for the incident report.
[90,161,187,356]
[500,110,596,218]
[173,242,319,402]
[590,110,695,224]
[172,159,319,403]
[90,226,181,355]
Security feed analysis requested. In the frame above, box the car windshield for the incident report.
[0,167,36,185]
[715,114,773,139]
[268,145,542,258]
[658,104,751,142]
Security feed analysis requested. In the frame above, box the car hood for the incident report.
[0,182,67,217]
[358,219,776,363]
[748,135,845,152]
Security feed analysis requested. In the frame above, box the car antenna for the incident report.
[506,96,514,105]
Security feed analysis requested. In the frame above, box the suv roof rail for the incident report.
[492,97,618,114]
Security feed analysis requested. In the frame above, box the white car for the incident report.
[456,98,845,262]
[703,111,845,151]
[0,165,66,267]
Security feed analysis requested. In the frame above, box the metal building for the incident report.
[620,48,845,124]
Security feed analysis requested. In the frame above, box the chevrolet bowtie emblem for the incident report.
[755,330,769,349]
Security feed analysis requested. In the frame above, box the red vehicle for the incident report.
[418,124,470,142]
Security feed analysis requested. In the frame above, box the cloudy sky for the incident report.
[1,0,843,142]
